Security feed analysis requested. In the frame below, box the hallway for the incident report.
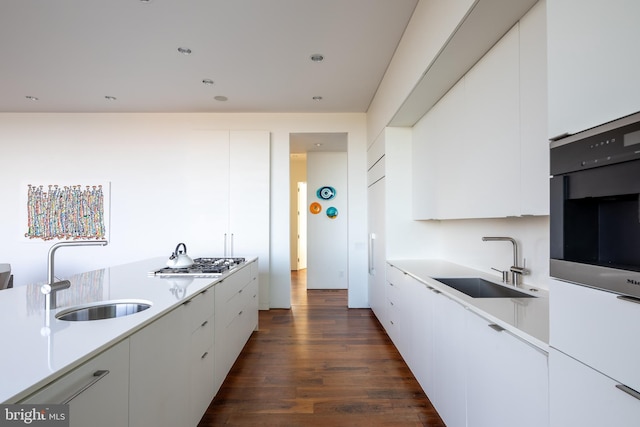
[197,270,445,426]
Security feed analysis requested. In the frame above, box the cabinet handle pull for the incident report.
[239,310,243,316]
[390,320,394,325]
[617,295,640,305]
[488,324,505,332]
[201,320,208,327]
[239,289,243,294]
[201,351,209,360]
[616,384,640,401]
[431,289,441,294]
[60,370,110,404]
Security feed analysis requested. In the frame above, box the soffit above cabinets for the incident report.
[390,0,539,127]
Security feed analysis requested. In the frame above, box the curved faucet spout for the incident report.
[482,236,525,286]
[47,240,109,284]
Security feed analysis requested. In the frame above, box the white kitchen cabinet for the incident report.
[465,310,549,427]
[129,304,190,427]
[549,278,640,396]
[458,23,520,218]
[412,2,549,219]
[519,0,548,215]
[367,131,386,324]
[547,0,640,138]
[214,260,259,392]
[406,275,435,398]
[384,265,412,361]
[191,130,270,309]
[187,288,216,427]
[431,291,467,427]
[550,349,640,427]
[21,339,130,427]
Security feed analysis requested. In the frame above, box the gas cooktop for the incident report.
[150,257,246,277]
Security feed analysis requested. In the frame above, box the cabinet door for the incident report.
[21,339,130,427]
[367,179,385,322]
[547,0,640,137]
[550,279,640,392]
[466,310,549,427]
[130,305,189,427]
[228,131,270,308]
[406,277,435,398]
[550,349,640,427]
[519,0,549,215]
[431,293,467,427]
[461,23,520,218]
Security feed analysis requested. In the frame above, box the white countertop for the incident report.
[387,259,549,350]
[0,257,256,403]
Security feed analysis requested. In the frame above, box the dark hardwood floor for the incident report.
[197,270,445,426]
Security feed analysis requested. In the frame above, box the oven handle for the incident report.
[617,295,640,305]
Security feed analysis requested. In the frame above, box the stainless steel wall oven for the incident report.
[550,112,640,298]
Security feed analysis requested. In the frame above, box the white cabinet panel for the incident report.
[431,293,467,427]
[461,23,520,218]
[129,304,189,427]
[519,0,549,215]
[466,310,549,427]
[547,0,640,138]
[550,278,640,392]
[413,17,547,219]
[368,178,385,322]
[550,349,640,427]
[21,339,130,427]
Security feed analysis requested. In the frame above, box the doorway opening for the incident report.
[289,133,348,301]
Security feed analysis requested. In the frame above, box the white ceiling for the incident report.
[0,0,418,114]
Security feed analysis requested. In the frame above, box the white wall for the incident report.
[306,152,348,289]
[0,112,368,308]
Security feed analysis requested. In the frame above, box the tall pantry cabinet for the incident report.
[190,130,270,309]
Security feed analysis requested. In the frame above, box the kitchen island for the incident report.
[0,257,258,426]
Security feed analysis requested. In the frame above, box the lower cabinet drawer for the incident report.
[21,339,130,427]
[550,348,640,427]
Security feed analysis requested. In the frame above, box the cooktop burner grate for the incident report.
[150,257,246,277]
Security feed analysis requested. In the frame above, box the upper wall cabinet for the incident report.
[547,0,640,138]
[412,1,548,220]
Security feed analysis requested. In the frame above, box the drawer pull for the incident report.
[201,351,209,360]
[390,301,394,306]
[390,320,394,325]
[488,324,505,332]
[617,295,640,305]
[239,289,243,294]
[201,320,208,328]
[61,370,110,404]
[616,384,640,401]
[239,310,243,316]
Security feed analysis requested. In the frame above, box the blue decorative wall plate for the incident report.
[326,206,338,219]
[317,186,336,200]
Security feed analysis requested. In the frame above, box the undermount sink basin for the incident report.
[56,300,152,321]
[432,277,536,299]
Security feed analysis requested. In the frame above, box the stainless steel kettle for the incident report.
[166,243,194,268]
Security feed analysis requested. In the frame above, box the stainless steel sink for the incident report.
[56,300,152,321]
[432,277,536,298]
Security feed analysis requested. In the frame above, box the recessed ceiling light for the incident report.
[315,143,323,147]
[104,96,117,101]
[139,0,152,3]
[214,96,228,102]
[25,96,38,101]
[202,79,214,86]
[312,96,323,101]
[310,54,324,62]
[177,47,192,55]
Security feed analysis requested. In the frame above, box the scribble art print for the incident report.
[25,184,107,240]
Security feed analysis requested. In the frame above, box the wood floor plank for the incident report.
[197,270,445,427]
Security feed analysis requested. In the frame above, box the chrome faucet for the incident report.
[42,240,108,309]
[481,236,528,286]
